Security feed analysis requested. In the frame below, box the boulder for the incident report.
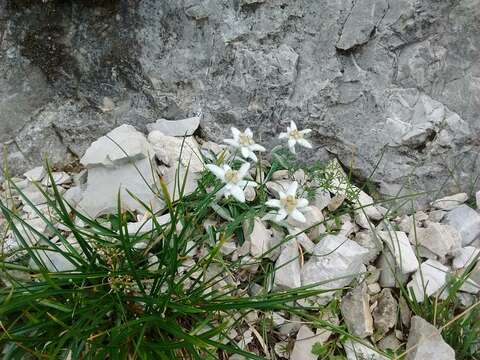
[410,221,461,258]
[431,193,468,211]
[274,239,301,290]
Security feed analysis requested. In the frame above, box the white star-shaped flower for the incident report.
[278,121,312,154]
[206,163,257,202]
[224,127,266,162]
[265,181,309,223]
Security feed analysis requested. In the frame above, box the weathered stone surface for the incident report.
[147,116,200,137]
[407,259,449,302]
[290,326,319,360]
[378,231,419,274]
[274,239,301,290]
[410,221,462,258]
[406,316,455,360]
[443,205,480,246]
[301,235,369,296]
[344,339,388,360]
[340,283,374,338]
[372,288,398,334]
[431,193,468,211]
[1,0,479,206]
[452,246,480,270]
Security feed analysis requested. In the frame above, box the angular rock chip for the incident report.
[406,316,455,360]
[378,231,419,274]
[431,192,468,211]
[443,204,480,246]
[341,283,374,338]
[146,116,200,137]
[407,259,449,302]
[301,235,369,296]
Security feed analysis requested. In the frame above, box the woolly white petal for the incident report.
[250,144,266,152]
[279,132,288,139]
[241,147,250,159]
[239,180,258,188]
[224,139,239,147]
[286,181,298,197]
[231,127,241,139]
[248,150,258,162]
[298,138,312,149]
[230,185,246,202]
[291,209,306,223]
[275,209,288,222]
[238,162,251,178]
[297,198,309,208]
[290,121,297,131]
[288,139,296,149]
[278,191,286,199]
[300,129,312,135]
[289,145,296,154]
[206,164,225,181]
[244,128,253,137]
[265,199,281,208]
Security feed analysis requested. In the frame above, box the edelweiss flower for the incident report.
[266,181,309,223]
[278,121,312,154]
[206,163,256,202]
[224,127,266,162]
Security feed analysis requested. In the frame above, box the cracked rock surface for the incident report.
[1,0,479,206]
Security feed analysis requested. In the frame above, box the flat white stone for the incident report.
[431,192,468,211]
[290,326,320,360]
[244,218,273,258]
[443,204,480,246]
[344,339,388,360]
[356,190,383,220]
[406,316,455,360]
[378,231,419,274]
[376,251,408,288]
[77,158,164,219]
[147,116,200,137]
[341,283,374,338]
[452,246,480,270]
[274,239,301,289]
[42,171,72,186]
[81,124,153,167]
[127,214,171,235]
[410,221,462,258]
[287,205,325,238]
[407,259,449,302]
[24,166,45,182]
[301,235,369,296]
[29,248,77,272]
[148,131,203,172]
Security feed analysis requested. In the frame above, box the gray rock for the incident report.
[431,193,468,211]
[344,339,388,360]
[337,0,388,50]
[1,0,479,209]
[290,326,319,360]
[244,218,274,259]
[146,116,200,137]
[274,239,301,290]
[406,316,455,360]
[354,231,383,263]
[452,246,480,270]
[443,205,480,246]
[407,259,449,302]
[23,167,46,182]
[372,288,398,334]
[29,248,77,272]
[410,221,462,258]
[376,251,408,288]
[302,235,369,297]
[476,191,480,209]
[341,283,374,338]
[378,231,419,274]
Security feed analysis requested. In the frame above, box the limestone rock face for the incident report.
[1,0,479,206]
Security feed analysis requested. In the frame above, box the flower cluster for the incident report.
[207,122,312,223]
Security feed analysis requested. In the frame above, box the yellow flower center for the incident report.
[281,194,298,213]
[289,129,302,140]
[239,133,254,145]
[224,169,239,183]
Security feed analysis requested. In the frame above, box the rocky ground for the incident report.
[0,118,479,359]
